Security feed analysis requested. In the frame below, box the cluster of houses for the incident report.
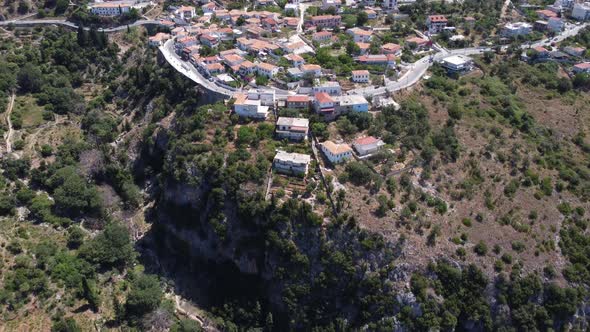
[272,131,386,177]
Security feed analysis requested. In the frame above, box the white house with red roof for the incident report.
[321,141,353,164]
[201,2,216,14]
[347,27,373,43]
[284,54,305,67]
[300,64,322,77]
[314,92,336,115]
[313,30,333,43]
[573,62,590,74]
[426,15,448,34]
[381,43,402,56]
[310,15,341,28]
[356,54,396,67]
[353,136,385,156]
[287,95,310,109]
[256,62,279,78]
[176,6,196,20]
[351,70,370,83]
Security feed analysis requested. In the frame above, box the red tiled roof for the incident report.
[354,136,379,146]
[315,92,333,104]
[287,95,310,103]
[428,15,448,22]
[536,9,557,18]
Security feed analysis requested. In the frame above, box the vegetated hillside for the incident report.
[330,55,590,282]
[0,0,70,20]
[1,25,590,331]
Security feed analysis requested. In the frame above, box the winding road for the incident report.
[349,23,588,97]
[4,92,15,154]
[1,16,587,101]
[0,18,162,33]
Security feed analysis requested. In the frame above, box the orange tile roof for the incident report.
[322,141,352,155]
[315,92,333,104]
[428,15,448,22]
[287,95,310,102]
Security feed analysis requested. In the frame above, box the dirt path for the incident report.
[500,0,511,21]
[4,92,15,154]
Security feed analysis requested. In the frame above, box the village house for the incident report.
[563,46,586,57]
[536,9,558,20]
[321,141,353,164]
[464,16,475,28]
[284,54,305,67]
[233,93,270,119]
[171,27,186,36]
[351,70,370,83]
[333,95,369,113]
[548,17,564,32]
[356,42,371,55]
[176,6,196,20]
[239,60,257,75]
[356,54,396,67]
[204,62,225,75]
[285,17,299,28]
[381,43,402,56]
[382,0,397,10]
[503,22,532,37]
[573,62,590,74]
[197,15,212,24]
[216,28,234,41]
[426,15,448,34]
[314,92,336,115]
[405,37,430,51]
[148,33,170,47]
[175,36,198,51]
[364,9,377,19]
[310,15,342,28]
[222,53,245,67]
[256,0,276,6]
[572,2,590,21]
[158,20,175,29]
[313,31,333,43]
[91,3,131,16]
[275,117,310,140]
[287,67,303,78]
[200,33,220,47]
[347,27,373,43]
[533,46,550,59]
[534,20,548,31]
[214,9,231,21]
[256,62,279,78]
[287,95,310,109]
[439,55,473,73]
[300,64,322,77]
[353,136,385,156]
[312,81,342,96]
[273,151,311,176]
[248,88,276,106]
[322,0,341,10]
[202,2,216,14]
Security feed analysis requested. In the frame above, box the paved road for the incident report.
[160,39,236,97]
[349,24,588,97]
[4,92,15,154]
[528,23,588,48]
[0,18,162,32]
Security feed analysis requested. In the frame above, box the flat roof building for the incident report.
[276,117,309,140]
[273,151,312,176]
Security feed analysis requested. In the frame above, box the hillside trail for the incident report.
[500,0,512,21]
[4,92,15,154]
